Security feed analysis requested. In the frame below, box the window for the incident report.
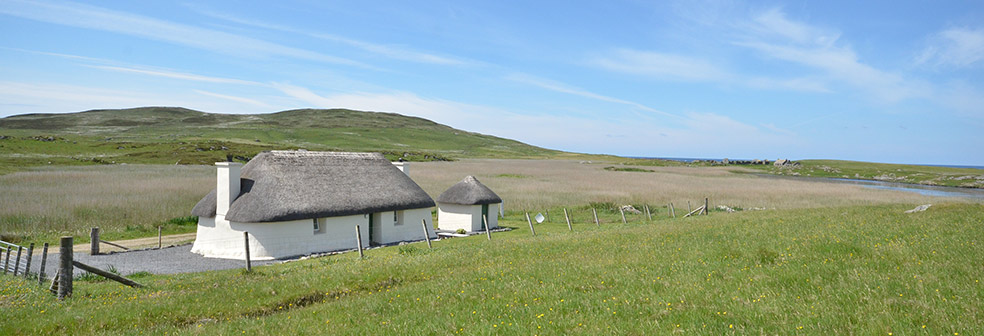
[313,218,321,233]
[393,211,403,226]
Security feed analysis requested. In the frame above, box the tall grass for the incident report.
[2,203,981,334]
[0,165,212,243]
[412,159,948,211]
[0,160,960,244]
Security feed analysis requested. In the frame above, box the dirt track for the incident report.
[56,233,198,254]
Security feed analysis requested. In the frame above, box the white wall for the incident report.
[371,208,435,244]
[192,207,437,260]
[192,214,371,260]
[437,203,499,232]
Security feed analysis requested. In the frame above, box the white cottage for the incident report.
[436,176,503,232]
[190,151,437,260]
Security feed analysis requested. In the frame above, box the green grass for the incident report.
[742,159,984,188]
[3,203,982,334]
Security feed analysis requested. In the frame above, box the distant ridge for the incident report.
[0,107,566,173]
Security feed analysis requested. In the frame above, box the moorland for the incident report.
[1,108,982,334]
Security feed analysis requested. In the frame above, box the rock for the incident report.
[620,205,642,214]
[774,159,788,166]
[717,205,737,213]
[903,204,931,214]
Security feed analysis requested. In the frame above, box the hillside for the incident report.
[0,107,566,174]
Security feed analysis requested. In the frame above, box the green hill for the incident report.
[0,107,567,174]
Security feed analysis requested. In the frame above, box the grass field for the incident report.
[0,165,213,244]
[2,203,982,334]
[0,160,947,244]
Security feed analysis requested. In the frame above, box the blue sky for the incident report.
[1,1,982,165]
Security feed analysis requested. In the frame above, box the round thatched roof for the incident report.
[192,151,435,222]
[436,175,502,205]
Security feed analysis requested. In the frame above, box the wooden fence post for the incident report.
[669,203,676,218]
[355,225,364,259]
[592,208,599,227]
[57,236,72,300]
[483,215,492,241]
[619,206,627,224]
[13,246,22,276]
[0,247,4,274]
[158,226,162,249]
[421,219,432,249]
[243,231,251,272]
[704,198,709,215]
[3,246,10,274]
[72,261,144,288]
[24,243,34,278]
[37,243,48,286]
[564,208,573,232]
[688,201,692,213]
[545,210,550,222]
[525,212,536,236]
[645,204,652,221]
[90,227,99,255]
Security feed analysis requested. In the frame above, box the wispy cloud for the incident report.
[193,90,272,108]
[744,8,839,47]
[734,8,929,103]
[0,81,279,115]
[504,73,684,120]
[269,82,792,157]
[187,5,469,66]
[88,65,262,86]
[917,27,984,68]
[0,0,368,68]
[593,49,730,82]
[591,47,829,93]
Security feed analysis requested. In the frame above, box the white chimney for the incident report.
[392,162,409,176]
[215,162,243,218]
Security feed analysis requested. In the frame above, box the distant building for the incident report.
[190,151,436,260]
[436,176,502,232]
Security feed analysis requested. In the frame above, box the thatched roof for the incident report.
[436,175,502,205]
[191,151,435,222]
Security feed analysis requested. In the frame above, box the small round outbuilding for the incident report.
[436,176,502,232]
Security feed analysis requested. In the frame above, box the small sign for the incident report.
[534,213,545,223]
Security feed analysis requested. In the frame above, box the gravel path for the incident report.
[30,244,282,277]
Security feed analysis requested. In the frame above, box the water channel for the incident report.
[757,175,984,200]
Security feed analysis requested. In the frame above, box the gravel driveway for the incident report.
[29,244,282,277]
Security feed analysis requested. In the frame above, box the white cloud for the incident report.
[504,73,683,120]
[592,47,829,93]
[734,8,929,104]
[747,8,839,47]
[88,65,262,86]
[0,0,368,67]
[593,49,730,82]
[917,27,984,68]
[187,5,469,66]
